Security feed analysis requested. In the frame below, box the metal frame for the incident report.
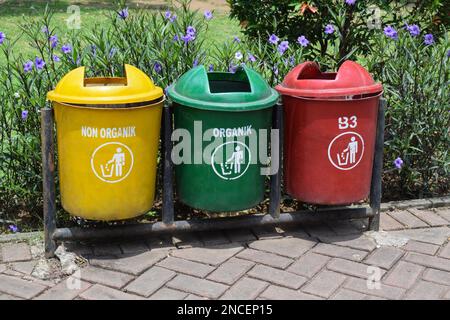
[41,99,385,258]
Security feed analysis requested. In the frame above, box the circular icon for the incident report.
[211,141,251,180]
[328,132,365,171]
[91,142,134,183]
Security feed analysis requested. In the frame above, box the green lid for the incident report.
[167,65,279,111]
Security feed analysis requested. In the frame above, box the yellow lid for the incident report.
[47,64,163,105]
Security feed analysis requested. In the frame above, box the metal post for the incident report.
[269,102,283,218]
[368,98,386,231]
[41,108,57,258]
[162,102,175,225]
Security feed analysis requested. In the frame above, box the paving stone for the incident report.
[149,287,188,300]
[80,266,134,289]
[125,266,176,297]
[1,243,32,262]
[391,198,433,210]
[224,229,257,243]
[198,230,230,246]
[80,284,144,300]
[403,240,439,255]
[0,294,22,300]
[247,265,307,290]
[0,264,7,273]
[11,261,37,275]
[325,220,362,235]
[171,244,243,266]
[119,241,149,254]
[436,208,450,222]
[259,285,322,300]
[405,281,448,300]
[90,250,168,275]
[302,223,336,239]
[22,276,58,287]
[389,210,428,228]
[93,243,122,256]
[220,277,268,300]
[287,252,331,278]
[380,213,405,231]
[383,261,424,289]
[390,227,450,245]
[63,242,93,256]
[147,235,176,251]
[172,233,203,249]
[279,225,310,238]
[364,247,404,269]
[236,249,293,269]
[438,242,450,259]
[157,256,214,278]
[317,234,377,252]
[35,280,91,300]
[327,258,385,280]
[251,226,285,240]
[207,258,254,285]
[302,270,346,298]
[408,208,449,227]
[0,274,47,299]
[422,268,450,286]
[167,275,228,299]
[248,237,316,259]
[3,269,25,277]
[331,288,367,300]
[185,294,208,300]
[404,252,450,272]
[343,277,406,300]
[445,290,450,299]
[349,219,369,232]
[312,243,368,261]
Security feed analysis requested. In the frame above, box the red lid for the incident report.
[275,61,383,98]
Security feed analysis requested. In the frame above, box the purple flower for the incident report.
[297,35,309,47]
[61,44,72,54]
[273,65,279,76]
[0,32,5,45]
[186,26,196,36]
[118,7,129,20]
[181,33,194,44]
[164,10,172,20]
[170,14,177,23]
[23,61,33,73]
[383,26,398,40]
[229,63,238,73]
[235,51,243,60]
[35,57,46,70]
[41,26,49,34]
[248,53,256,63]
[208,64,214,72]
[289,56,295,67]
[154,62,162,73]
[21,110,29,120]
[193,58,199,67]
[109,47,117,59]
[447,49,450,58]
[204,10,213,20]
[52,54,61,62]
[394,157,404,169]
[424,34,434,45]
[278,40,289,55]
[345,0,356,5]
[269,34,279,45]
[8,225,19,233]
[90,44,97,56]
[49,35,58,48]
[173,34,179,42]
[406,24,420,37]
[325,24,335,35]
[233,36,241,43]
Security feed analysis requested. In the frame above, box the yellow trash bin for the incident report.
[47,64,164,221]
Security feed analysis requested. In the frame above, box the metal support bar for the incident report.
[269,102,283,218]
[162,103,175,225]
[368,98,386,231]
[41,108,57,258]
[53,206,372,241]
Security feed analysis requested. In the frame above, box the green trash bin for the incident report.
[167,65,279,212]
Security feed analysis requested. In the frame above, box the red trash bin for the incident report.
[276,61,383,205]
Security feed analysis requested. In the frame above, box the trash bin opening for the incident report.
[84,77,128,87]
[207,71,251,93]
[64,96,165,109]
[296,63,337,81]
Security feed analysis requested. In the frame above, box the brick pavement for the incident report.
[0,206,450,300]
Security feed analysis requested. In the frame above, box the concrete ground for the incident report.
[1,206,450,300]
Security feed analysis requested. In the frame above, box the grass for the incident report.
[0,0,242,64]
